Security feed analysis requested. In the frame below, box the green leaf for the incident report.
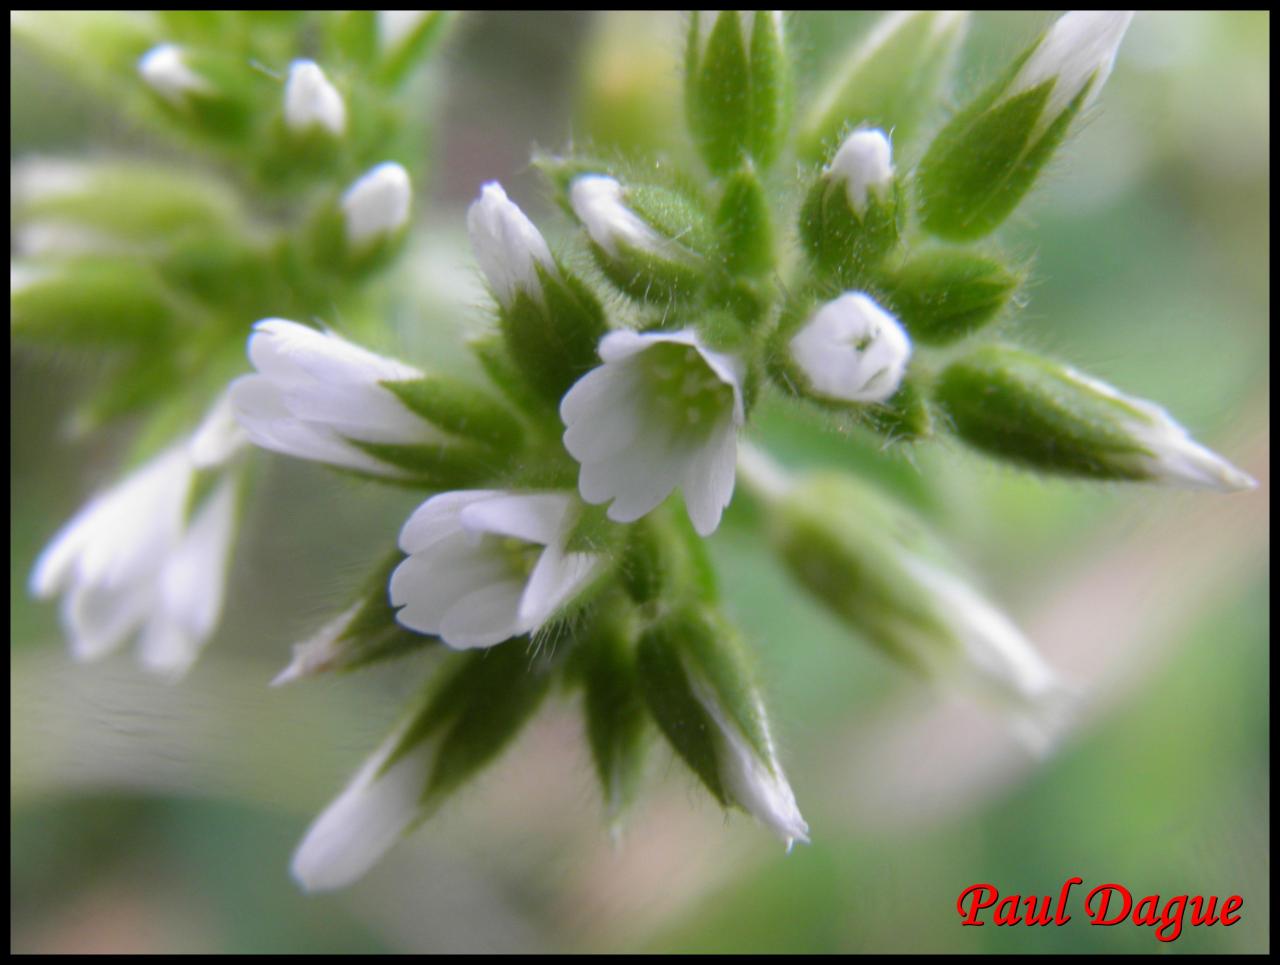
[347,439,508,489]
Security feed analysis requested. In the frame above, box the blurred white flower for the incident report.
[284,59,346,137]
[391,490,603,648]
[138,43,209,105]
[466,181,556,309]
[789,292,911,403]
[30,392,246,677]
[561,329,744,536]
[342,162,411,249]
[230,318,437,476]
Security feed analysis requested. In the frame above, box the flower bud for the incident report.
[799,128,900,282]
[138,43,210,104]
[755,460,1070,746]
[936,345,1256,491]
[467,181,608,402]
[636,604,809,848]
[786,292,911,405]
[137,43,253,140]
[878,248,1021,346]
[798,11,968,162]
[918,11,1134,240]
[284,59,346,137]
[685,11,791,173]
[569,174,708,301]
[292,644,555,890]
[341,161,411,251]
[11,258,176,347]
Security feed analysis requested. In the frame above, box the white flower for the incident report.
[1011,11,1134,133]
[292,720,433,892]
[341,162,411,249]
[1060,366,1257,492]
[569,174,696,265]
[284,59,346,137]
[560,329,745,536]
[686,669,810,850]
[466,181,555,309]
[29,394,246,677]
[900,554,1072,751]
[789,292,911,403]
[138,44,210,105]
[378,10,431,54]
[230,318,438,476]
[390,490,603,648]
[827,128,894,217]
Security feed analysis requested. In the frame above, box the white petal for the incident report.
[159,476,238,642]
[378,10,430,53]
[1012,12,1134,125]
[569,175,669,260]
[342,162,412,248]
[284,59,346,137]
[827,128,893,216]
[518,541,602,629]
[61,579,153,662]
[459,492,572,546]
[249,318,420,389]
[397,490,505,553]
[136,610,201,680]
[789,292,910,403]
[559,359,641,430]
[292,725,434,892]
[390,536,511,636]
[681,416,738,537]
[188,389,248,469]
[466,181,554,308]
[138,44,210,104]
[577,420,686,522]
[439,580,528,648]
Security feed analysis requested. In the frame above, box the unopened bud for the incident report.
[786,292,911,405]
[341,162,411,250]
[284,59,346,137]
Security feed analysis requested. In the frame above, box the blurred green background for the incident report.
[10,11,1269,954]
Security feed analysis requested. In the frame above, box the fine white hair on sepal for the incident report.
[789,292,911,404]
[341,162,412,248]
[284,59,346,137]
[561,328,745,536]
[568,174,696,264]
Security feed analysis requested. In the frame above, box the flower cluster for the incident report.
[17,11,1257,895]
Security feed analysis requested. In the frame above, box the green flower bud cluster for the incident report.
[17,12,1257,892]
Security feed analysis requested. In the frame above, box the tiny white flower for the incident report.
[391,490,604,648]
[560,329,745,536]
[341,162,412,249]
[569,174,697,265]
[789,292,911,403]
[284,59,346,137]
[292,719,433,892]
[686,669,810,850]
[900,554,1073,751]
[1061,366,1257,492]
[1011,11,1134,132]
[138,43,210,105]
[466,181,556,309]
[30,393,246,677]
[827,128,894,217]
[230,318,439,476]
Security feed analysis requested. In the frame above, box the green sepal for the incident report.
[142,47,259,144]
[715,166,773,278]
[798,11,967,163]
[636,603,776,805]
[469,332,558,422]
[746,12,790,170]
[347,439,507,489]
[325,11,379,68]
[571,602,650,821]
[619,505,718,607]
[383,641,557,813]
[917,43,1090,240]
[382,376,524,451]
[687,11,752,174]
[329,552,439,673]
[11,259,178,347]
[934,344,1155,480]
[798,170,901,286]
[772,473,953,674]
[877,248,1020,345]
[858,379,934,442]
[500,262,608,403]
